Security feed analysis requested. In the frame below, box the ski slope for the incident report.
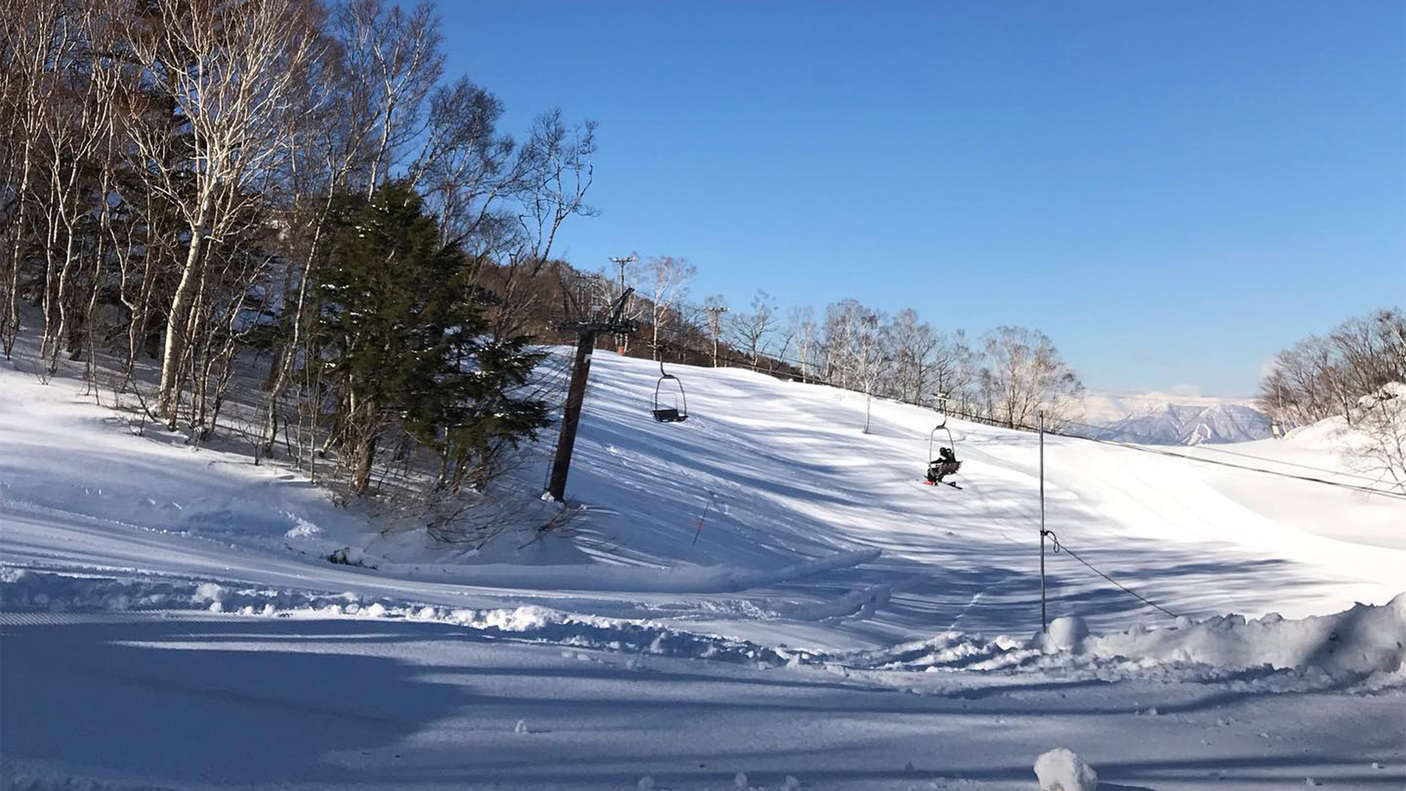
[2,348,1404,790]
[4,349,1403,645]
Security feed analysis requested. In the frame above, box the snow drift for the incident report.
[6,567,1402,680]
[1079,593,1406,677]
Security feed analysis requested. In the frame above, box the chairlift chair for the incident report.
[652,360,689,423]
[925,414,962,486]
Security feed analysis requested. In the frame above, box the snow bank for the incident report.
[1033,748,1098,791]
[0,568,808,666]
[847,596,1406,681]
[851,630,1039,672]
[1079,593,1406,676]
[5,564,1402,683]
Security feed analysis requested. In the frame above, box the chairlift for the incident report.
[652,360,689,423]
[924,413,962,488]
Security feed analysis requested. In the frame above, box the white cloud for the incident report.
[1168,383,1202,398]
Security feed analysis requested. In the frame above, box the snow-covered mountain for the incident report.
[1082,402,1274,445]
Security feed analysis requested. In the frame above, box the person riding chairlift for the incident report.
[926,446,959,484]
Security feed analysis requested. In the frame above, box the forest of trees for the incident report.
[1258,308,1406,485]
[1257,308,1405,428]
[0,0,1088,531]
[0,0,598,508]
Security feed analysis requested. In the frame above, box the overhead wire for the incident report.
[1046,421,1406,501]
[1167,442,1387,484]
[1043,529,1180,619]
[707,348,1406,500]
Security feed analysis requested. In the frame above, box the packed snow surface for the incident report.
[2,346,1404,789]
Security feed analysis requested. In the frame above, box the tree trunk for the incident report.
[156,195,212,425]
[2,136,35,359]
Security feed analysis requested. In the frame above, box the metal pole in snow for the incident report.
[1039,409,1047,633]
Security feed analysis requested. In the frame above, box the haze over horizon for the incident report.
[434,0,1406,397]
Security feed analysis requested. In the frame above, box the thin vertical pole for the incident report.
[547,332,597,501]
[1039,409,1047,633]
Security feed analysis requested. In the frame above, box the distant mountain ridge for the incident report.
[1077,402,1273,445]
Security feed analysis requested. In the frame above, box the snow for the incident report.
[1079,593,1406,677]
[6,566,1402,683]
[1040,615,1088,652]
[1033,749,1098,791]
[2,346,1405,789]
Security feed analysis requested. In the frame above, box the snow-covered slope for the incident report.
[2,348,1402,639]
[3,349,1405,790]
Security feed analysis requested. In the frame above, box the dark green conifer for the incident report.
[316,182,548,495]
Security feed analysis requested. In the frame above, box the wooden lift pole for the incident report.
[546,288,636,502]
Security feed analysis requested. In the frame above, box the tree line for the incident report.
[0,0,603,508]
[1258,308,1405,428]
[557,256,1085,432]
[1258,308,1406,486]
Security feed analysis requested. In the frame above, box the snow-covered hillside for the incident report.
[2,348,1404,790]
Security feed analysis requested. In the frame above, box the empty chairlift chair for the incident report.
[652,361,689,423]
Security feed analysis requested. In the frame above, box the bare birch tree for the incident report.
[1258,309,1406,428]
[978,325,1083,428]
[853,309,889,433]
[125,0,320,427]
[787,305,818,380]
[644,255,695,357]
[728,289,776,366]
[0,0,68,358]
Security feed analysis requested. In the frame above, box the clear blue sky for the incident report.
[433,0,1405,396]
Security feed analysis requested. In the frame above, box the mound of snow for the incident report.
[1080,593,1406,676]
[1039,616,1089,652]
[861,596,1406,680]
[0,569,808,665]
[1034,748,1098,791]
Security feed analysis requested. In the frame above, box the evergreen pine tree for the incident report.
[316,182,548,495]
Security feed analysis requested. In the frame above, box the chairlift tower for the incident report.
[545,286,638,502]
[608,254,637,350]
[703,305,729,366]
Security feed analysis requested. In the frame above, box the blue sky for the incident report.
[434,1,1405,396]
